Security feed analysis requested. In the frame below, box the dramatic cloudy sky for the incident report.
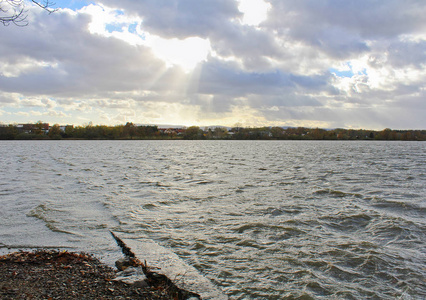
[1,0,425,129]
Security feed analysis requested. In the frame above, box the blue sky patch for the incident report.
[105,23,123,33]
[329,68,354,78]
[52,0,93,10]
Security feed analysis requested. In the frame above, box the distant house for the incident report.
[17,123,49,134]
[58,125,73,132]
[159,128,185,136]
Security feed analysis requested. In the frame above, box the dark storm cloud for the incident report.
[101,0,283,70]
[265,0,426,58]
[0,8,179,98]
[195,59,330,97]
[196,61,293,96]
[100,0,240,38]
[387,40,426,69]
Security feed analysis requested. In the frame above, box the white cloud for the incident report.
[147,36,211,72]
[79,3,212,71]
[237,0,271,26]
[0,59,58,78]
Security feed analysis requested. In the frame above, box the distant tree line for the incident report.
[0,122,425,141]
[0,122,160,140]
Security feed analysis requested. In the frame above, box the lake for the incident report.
[1,140,425,299]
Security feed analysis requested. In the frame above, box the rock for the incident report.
[132,280,149,288]
[115,258,132,271]
[113,265,148,286]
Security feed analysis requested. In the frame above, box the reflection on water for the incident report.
[1,140,425,299]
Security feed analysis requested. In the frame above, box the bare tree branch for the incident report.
[31,0,57,14]
[0,0,56,26]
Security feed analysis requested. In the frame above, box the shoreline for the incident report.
[0,249,200,299]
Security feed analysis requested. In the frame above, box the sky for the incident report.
[0,0,425,129]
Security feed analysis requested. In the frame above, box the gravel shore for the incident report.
[0,250,181,299]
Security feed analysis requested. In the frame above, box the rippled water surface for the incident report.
[1,140,425,299]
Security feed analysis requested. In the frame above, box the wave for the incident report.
[367,196,426,214]
[314,189,363,198]
[27,204,76,235]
